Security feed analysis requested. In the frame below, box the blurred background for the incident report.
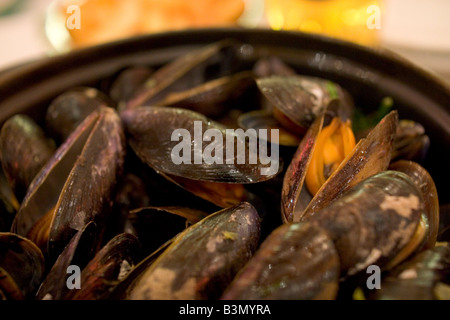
[0,0,449,83]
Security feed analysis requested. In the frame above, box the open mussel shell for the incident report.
[128,206,209,256]
[124,39,244,110]
[162,174,249,209]
[0,232,45,300]
[108,238,174,300]
[65,233,141,300]
[121,106,281,184]
[36,221,98,300]
[45,87,114,143]
[389,160,439,251]
[281,109,398,223]
[256,75,352,131]
[0,114,56,201]
[281,113,324,223]
[221,222,340,300]
[367,245,450,300]
[305,170,423,277]
[299,110,398,221]
[157,71,256,119]
[11,107,126,261]
[125,202,261,300]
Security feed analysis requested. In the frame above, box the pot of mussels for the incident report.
[0,28,449,300]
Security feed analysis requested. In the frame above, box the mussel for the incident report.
[281,109,398,223]
[0,170,18,232]
[11,107,126,261]
[0,114,56,201]
[0,39,443,301]
[109,66,154,104]
[392,119,430,162]
[304,170,427,276]
[256,75,353,134]
[0,232,45,300]
[45,87,114,143]
[221,222,340,300]
[157,71,256,119]
[65,232,141,300]
[124,39,244,110]
[127,206,209,256]
[367,245,450,300]
[121,106,281,208]
[36,222,98,300]
[237,110,302,147]
[125,202,260,300]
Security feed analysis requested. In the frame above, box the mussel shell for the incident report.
[108,239,173,300]
[128,206,209,256]
[389,160,439,251]
[0,114,56,201]
[392,119,430,162]
[12,107,126,260]
[45,87,113,143]
[163,174,249,208]
[300,110,398,220]
[118,151,222,213]
[237,110,302,147]
[367,245,450,300]
[305,170,423,276]
[109,66,154,104]
[0,232,45,299]
[65,233,141,300]
[221,222,340,300]
[121,106,281,184]
[105,172,151,240]
[0,171,17,232]
[125,40,243,110]
[36,221,98,300]
[157,71,256,118]
[0,267,23,300]
[281,113,324,223]
[126,202,261,300]
[256,75,349,130]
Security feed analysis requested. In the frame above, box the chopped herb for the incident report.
[352,96,394,134]
[326,81,339,100]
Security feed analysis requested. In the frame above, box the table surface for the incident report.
[0,0,449,83]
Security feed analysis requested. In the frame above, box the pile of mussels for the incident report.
[0,40,448,300]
